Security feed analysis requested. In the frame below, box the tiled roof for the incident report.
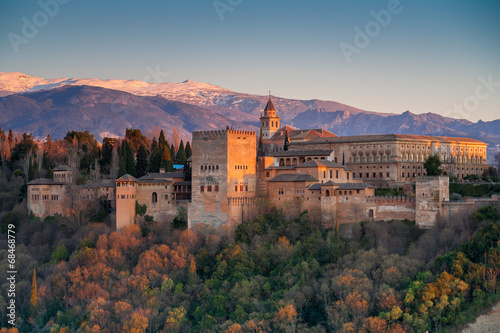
[27,178,65,185]
[308,183,322,190]
[296,159,345,168]
[268,173,318,182]
[264,166,297,170]
[173,181,192,186]
[293,134,486,145]
[53,165,71,171]
[270,127,337,141]
[116,174,137,182]
[264,98,276,112]
[335,183,374,190]
[272,149,333,157]
[139,172,184,180]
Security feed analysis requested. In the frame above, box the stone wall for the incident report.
[189,129,257,228]
[415,176,449,227]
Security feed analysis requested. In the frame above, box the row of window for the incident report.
[200,185,219,192]
[201,165,219,171]
[31,195,59,201]
[235,185,249,192]
[354,172,391,179]
[119,194,136,199]
[235,165,248,170]
[117,183,135,187]
[353,155,391,163]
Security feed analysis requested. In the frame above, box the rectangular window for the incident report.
[165,194,168,200]
[330,170,332,178]
[245,185,248,192]
[278,188,284,195]
[347,172,349,180]
[235,185,238,191]
[207,185,212,192]
[387,173,389,177]
[201,185,204,192]
[121,195,125,199]
[240,185,243,192]
[336,170,339,178]
[215,185,219,192]
[266,171,270,177]
[366,173,369,178]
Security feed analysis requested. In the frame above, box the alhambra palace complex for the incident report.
[28,97,499,229]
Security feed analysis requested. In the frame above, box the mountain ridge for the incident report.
[1,72,500,149]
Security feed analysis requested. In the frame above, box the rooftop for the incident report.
[296,159,345,169]
[272,149,333,157]
[292,134,486,145]
[268,173,318,182]
[53,165,71,171]
[116,174,138,182]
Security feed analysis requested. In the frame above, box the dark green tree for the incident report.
[149,138,161,173]
[185,141,192,159]
[159,130,167,148]
[121,141,136,177]
[10,133,37,163]
[118,156,126,178]
[424,154,443,176]
[136,145,149,178]
[176,140,187,164]
[100,137,114,172]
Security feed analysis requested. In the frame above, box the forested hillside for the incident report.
[1,172,499,333]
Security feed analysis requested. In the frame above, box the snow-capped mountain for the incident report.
[1,72,500,155]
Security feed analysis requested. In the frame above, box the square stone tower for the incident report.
[415,176,449,227]
[189,129,257,228]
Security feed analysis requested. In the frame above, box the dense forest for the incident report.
[0,125,192,186]
[1,175,499,332]
[1,126,500,332]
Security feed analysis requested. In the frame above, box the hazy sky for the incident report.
[1,0,499,122]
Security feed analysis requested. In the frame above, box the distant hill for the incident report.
[1,72,500,148]
[0,85,253,141]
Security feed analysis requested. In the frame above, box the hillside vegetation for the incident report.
[1,167,500,333]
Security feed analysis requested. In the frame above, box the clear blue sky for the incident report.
[1,0,499,121]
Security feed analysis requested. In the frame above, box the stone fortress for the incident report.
[27,96,497,229]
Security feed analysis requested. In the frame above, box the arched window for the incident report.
[152,192,157,203]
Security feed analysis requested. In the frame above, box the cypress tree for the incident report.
[185,141,192,159]
[159,130,167,148]
[176,140,187,164]
[136,145,149,178]
[149,138,161,173]
[123,141,136,176]
[118,156,126,178]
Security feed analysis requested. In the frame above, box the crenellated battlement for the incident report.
[365,195,415,203]
[192,129,256,139]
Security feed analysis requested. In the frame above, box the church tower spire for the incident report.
[260,93,280,139]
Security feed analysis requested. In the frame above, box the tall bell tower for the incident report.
[260,94,280,139]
